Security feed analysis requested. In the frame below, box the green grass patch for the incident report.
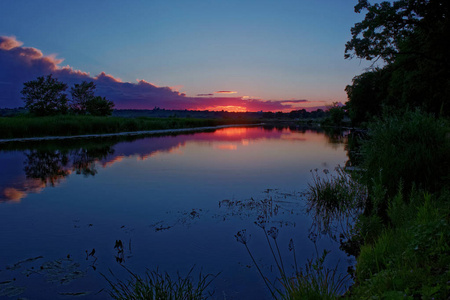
[0,115,258,139]
[349,191,450,299]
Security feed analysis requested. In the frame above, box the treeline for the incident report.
[20,74,114,116]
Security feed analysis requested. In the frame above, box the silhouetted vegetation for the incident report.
[296,1,450,299]
[21,74,69,116]
[20,75,114,117]
[0,115,258,139]
[345,0,450,126]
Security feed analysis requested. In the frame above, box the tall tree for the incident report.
[70,81,96,114]
[345,0,450,123]
[345,0,450,65]
[21,74,68,116]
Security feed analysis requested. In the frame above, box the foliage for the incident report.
[345,0,450,64]
[345,0,450,123]
[322,103,346,127]
[70,81,96,114]
[344,67,391,125]
[70,81,114,116]
[21,74,69,116]
[104,266,217,300]
[86,96,115,116]
[21,76,115,116]
[361,110,450,198]
[350,192,450,299]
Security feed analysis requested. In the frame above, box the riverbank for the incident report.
[0,115,260,140]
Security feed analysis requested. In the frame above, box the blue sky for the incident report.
[0,0,374,111]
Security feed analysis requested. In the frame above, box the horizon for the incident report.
[0,1,375,112]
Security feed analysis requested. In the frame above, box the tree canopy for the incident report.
[70,81,96,114]
[21,74,69,116]
[21,76,114,116]
[345,0,450,124]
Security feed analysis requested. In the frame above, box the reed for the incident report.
[104,266,218,300]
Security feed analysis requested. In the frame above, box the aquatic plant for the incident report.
[104,266,218,300]
[306,166,367,241]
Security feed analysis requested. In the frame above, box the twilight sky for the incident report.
[0,0,374,112]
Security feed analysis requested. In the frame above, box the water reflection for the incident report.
[0,125,350,299]
[24,150,70,186]
[1,125,348,203]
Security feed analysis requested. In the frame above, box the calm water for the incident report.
[0,126,351,299]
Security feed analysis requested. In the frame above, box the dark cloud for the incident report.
[278,99,309,103]
[0,36,316,112]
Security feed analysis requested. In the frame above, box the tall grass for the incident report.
[306,166,367,240]
[235,226,349,299]
[0,115,257,139]
[362,109,450,198]
[104,266,218,300]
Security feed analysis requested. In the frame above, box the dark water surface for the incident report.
[0,126,351,299]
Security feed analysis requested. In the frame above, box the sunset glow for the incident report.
[0,1,374,112]
[204,105,248,112]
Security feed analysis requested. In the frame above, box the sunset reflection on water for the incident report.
[0,126,346,203]
[0,125,350,299]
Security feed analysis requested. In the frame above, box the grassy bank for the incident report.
[301,110,450,299]
[0,115,259,139]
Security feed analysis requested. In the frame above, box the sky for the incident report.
[0,0,374,112]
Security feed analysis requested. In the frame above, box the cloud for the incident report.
[0,36,318,112]
[215,91,237,94]
[0,35,23,50]
[278,99,308,104]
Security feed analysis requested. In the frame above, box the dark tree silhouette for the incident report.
[21,74,69,116]
[70,81,96,114]
[86,96,115,116]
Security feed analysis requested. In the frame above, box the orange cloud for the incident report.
[3,188,25,202]
[0,35,23,50]
[215,91,237,94]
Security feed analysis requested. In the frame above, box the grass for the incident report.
[362,109,450,198]
[349,191,450,299]
[235,225,349,300]
[0,115,259,139]
[303,110,450,299]
[104,266,218,300]
[306,166,367,240]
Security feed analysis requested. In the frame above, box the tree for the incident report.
[327,102,345,126]
[70,81,96,114]
[345,0,450,64]
[345,0,450,122]
[86,96,114,116]
[21,74,69,116]
[345,67,391,125]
